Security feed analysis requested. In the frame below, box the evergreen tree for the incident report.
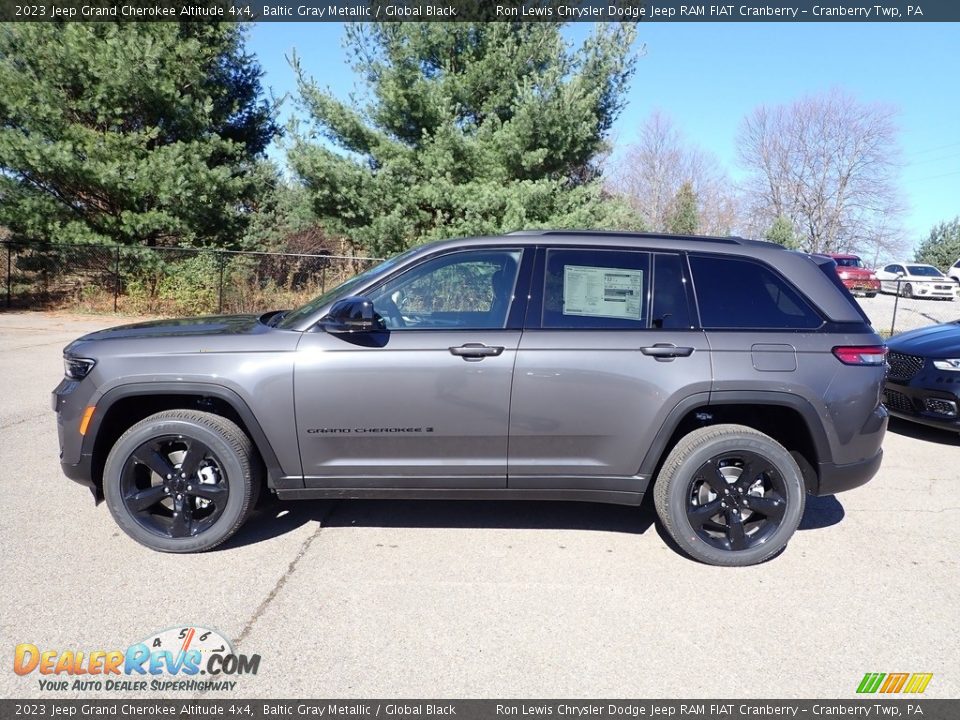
[0,22,278,248]
[765,215,802,250]
[914,217,960,271]
[289,23,639,256]
[666,182,699,235]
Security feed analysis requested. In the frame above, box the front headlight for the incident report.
[933,359,960,372]
[838,271,850,279]
[868,273,877,280]
[64,356,96,380]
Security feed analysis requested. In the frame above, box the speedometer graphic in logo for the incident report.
[134,626,232,673]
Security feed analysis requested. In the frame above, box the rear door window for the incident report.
[542,249,649,329]
[539,249,694,330]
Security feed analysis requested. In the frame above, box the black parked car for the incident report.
[884,321,960,433]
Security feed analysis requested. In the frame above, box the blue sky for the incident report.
[247,22,960,251]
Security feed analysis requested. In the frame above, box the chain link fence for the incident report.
[2,240,381,316]
[858,278,960,337]
[5,241,958,333]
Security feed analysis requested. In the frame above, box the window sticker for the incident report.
[562,265,644,320]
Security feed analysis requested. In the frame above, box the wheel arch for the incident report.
[85,382,291,499]
[640,391,831,494]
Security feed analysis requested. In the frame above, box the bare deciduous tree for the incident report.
[607,111,740,236]
[737,89,905,256]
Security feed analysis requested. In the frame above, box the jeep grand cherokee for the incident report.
[52,231,888,566]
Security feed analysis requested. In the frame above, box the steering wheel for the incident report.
[376,295,406,328]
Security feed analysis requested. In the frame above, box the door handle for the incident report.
[639,343,695,360]
[449,343,504,360]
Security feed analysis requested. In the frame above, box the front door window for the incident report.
[368,250,522,330]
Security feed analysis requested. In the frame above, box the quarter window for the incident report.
[689,255,823,330]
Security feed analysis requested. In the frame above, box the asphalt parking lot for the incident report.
[1,310,958,700]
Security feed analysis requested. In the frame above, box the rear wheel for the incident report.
[103,410,260,553]
[653,424,805,566]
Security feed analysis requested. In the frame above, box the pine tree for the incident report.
[666,182,699,235]
[765,215,802,250]
[289,23,639,256]
[914,218,960,271]
[0,23,278,248]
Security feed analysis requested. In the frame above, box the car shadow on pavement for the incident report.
[886,417,960,445]
[222,496,659,551]
[797,494,845,530]
[222,487,845,552]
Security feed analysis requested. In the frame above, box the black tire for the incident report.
[103,410,261,553]
[902,283,913,298]
[865,292,877,298]
[653,424,806,567]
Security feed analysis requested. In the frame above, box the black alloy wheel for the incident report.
[103,410,259,552]
[120,435,229,539]
[685,451,787,552]
[653,424,805,566]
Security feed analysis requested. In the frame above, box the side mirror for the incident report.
[896,271,905,278]
[320,296,384,333]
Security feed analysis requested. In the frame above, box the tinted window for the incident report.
[689,255,823,330]
[543,249,649,329]
[651,253,693,329]
[906,265,943,277]
[369,249,521,330]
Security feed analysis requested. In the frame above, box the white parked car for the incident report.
[949,258,960,284]
[876,263,956,300]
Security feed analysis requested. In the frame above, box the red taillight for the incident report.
[832,345,888,366]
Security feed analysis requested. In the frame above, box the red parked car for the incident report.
[825,253,880,298]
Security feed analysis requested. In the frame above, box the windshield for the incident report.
[834,257,864,268]
[906,265,943,277]
[277,247,421,328]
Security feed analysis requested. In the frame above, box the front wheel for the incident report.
[653,424,806,566]
[902,283,913,298]
[103,410,261,552]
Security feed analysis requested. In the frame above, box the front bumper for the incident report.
[52,378,100,499]
[905,283,957,299]
[884,382,960,432]
[842,279,880,295]
[61,455,100,500]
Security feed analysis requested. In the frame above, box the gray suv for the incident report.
[53,231,888,565]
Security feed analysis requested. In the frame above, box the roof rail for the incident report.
[506,229,749,245]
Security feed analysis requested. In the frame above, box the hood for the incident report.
[70,314,268,345]
[888,322,960,357]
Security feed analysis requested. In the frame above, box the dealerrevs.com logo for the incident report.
[13,626,260,692]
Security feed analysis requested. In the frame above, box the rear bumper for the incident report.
[813,449,883,497]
